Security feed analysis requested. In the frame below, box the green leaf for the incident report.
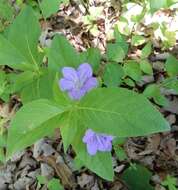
[121,164,154,190]
[7,99,65,158]
[131,35,146,46]
[9,71,36,93]
[149,0,176,13]
[165,55,178,77]
[114,27,129,54]
[70,86,168,180]
[0,71,12,101]
[0,6,41,70]
[40,0,60,18]
[78,88,170,137]
[20,70,54,103]
[161,175,177,190]
[103,63,125,87]
[163,30,176,47]
[143,84,168,106]
[37,175,47,185]
[162,77,178,93]
[7,6,41,67]
[60,110,79,152]
[48,178,64,190]
[79,48,101,73]
[140,60,153,75]
[53,74,71,107]
[150,0,166,12]
[106,43,126,62]
[0,34,29,70]
[48,35,81,72]
[124,78,135,87]
[114,146,127,161]
[123,61,142,81]
[141,42,152,59]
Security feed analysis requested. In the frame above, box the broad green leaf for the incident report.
[77,88,170,137]
[7,6,41,67]
[131,35,146,46]
[123,61,142,81]
[48,35,81,72]
[40,0,60,18]
[0,34,30,70]
[141,42,152,59]
[121,164,154,190]
[106,43,126,62]
[103,63,125,87]
[165,55,178,77]
[79,48,101,73]
[9,71,36,93]
[60,111,79,152]
[7,99,65,158]
[0,6,41,70]
[20,70,54,103]
[140,60,153,75]
[143,84,168,106]
[53,75,71,107]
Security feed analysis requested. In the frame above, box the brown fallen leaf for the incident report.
[37,155,76,189]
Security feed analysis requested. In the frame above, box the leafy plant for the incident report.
[0,5,172,182]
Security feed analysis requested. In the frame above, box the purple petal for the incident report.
[97,136,112,152]
[87,142,98,155]
[59,78,75,91]
[62,67,78,82]
[82,77,98,92]
[102,135,114,141]
[77,63,93,84]
[82,129,95,143]
[68,88,86,100]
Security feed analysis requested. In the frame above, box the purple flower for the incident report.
[59,63,98,100]
[82,129,114,156]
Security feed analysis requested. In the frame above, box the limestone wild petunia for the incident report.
[82,129,114,156]
[59,63,98,100]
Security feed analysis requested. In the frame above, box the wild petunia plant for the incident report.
[0,6,172,181]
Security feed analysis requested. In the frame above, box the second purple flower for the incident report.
[59,63,98,100]
[83,129,114,156]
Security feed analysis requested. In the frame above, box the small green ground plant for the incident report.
[0,1,177,186]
